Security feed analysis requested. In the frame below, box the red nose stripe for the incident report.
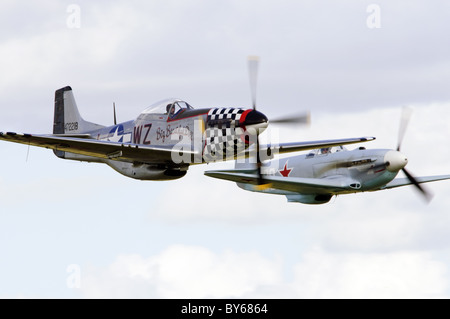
[238,109,252,129]
[237,109,252,144]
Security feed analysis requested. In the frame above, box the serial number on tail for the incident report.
[64,122,79,131]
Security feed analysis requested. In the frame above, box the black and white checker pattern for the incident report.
[207,107,244,123]
[203,108,247,162]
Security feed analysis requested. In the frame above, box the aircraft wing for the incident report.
[204,169,352,194]
[260,137,375,156]
[0,132,197,164]
[0,131,374,165]
[382,175,450,190]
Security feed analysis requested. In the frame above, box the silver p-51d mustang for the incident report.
[0,85,374,181]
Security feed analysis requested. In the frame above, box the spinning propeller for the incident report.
[247,56,266,186]
[395,106,433,202]
[246,56,310,186]
[367,107,432,202]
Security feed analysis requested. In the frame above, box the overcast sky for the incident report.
[1,0,450,299]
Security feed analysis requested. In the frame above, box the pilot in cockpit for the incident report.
[166,104,173,115]
[166,104,179,119]
[166,102,188,119]
[321,147,330,154]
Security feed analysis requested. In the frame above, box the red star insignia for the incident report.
[279,161,292,177]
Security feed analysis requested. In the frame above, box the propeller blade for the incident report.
[248,55,262,183]
[113,102,117,125]
[402,167,433,202]
[254,130,272,190]
[256,143,263,182]
[254,127,264,184]
[248,55,260,110]
[397,106,413,151]
[246,55,271,189]
[270,112,311,126]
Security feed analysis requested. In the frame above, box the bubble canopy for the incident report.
[141,98,194,115]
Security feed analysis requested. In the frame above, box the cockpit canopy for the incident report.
[141,98,194,115]
[306,145,347,158]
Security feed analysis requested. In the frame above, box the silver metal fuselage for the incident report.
[61,102,260,180]
[239,147,405,198]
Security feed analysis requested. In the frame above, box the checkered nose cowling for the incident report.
[203,108,267,162]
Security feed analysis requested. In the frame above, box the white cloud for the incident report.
[80,244,283,298]
[292,247,448,298]
[78,244,449,299]
[0,4,138,91]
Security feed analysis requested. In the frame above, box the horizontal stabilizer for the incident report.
[51,134,92,138]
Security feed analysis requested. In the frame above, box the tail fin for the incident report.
[53,86,105,134]
[53,86,105,159]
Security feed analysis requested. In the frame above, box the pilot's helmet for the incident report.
[166,104,172,113]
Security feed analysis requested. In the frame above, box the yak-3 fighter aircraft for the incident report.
[205,108,450,204]
[0,58,375,181]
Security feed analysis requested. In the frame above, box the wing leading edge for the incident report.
[262,137,376,155]
[0,132,197,164]
[204,169,354,194]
